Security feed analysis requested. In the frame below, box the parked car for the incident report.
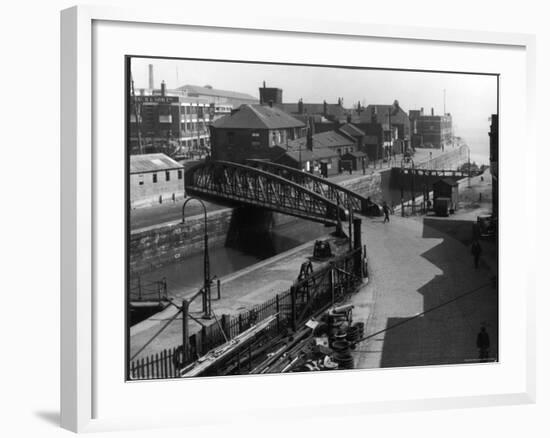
[477,215,497,239]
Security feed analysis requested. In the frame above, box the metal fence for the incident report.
[129,247,363,380]
[129,276,168,303]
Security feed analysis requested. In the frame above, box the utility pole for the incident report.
[130,73,143,154]
[468,147,471,188]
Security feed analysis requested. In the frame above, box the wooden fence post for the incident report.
[275,294,280,332]
[221,314,230,340]
[201,326,207,356]
[290,286,297,331]
[181,299,189,364]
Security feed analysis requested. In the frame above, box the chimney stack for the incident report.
[161,80,166,96]
[323,100,328,117]
[298,98,304,114]
[420,107,424,116]
[431,107,434,116]
[148,64,154,90]
[306,118,313,151]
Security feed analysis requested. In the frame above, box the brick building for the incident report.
[209,103,307,163]
[175,84,258,108]
[349,101,410,158]
[129,82,213,157]
[409,107,453,149]
[130,153,185,208]
[278,126,357,176]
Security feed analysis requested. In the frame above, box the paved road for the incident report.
[350,176,497,368]
[130,199,227,230]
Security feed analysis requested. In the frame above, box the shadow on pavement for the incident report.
[379,216,498,368]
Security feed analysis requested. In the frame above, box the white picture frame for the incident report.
[60,5,536,433]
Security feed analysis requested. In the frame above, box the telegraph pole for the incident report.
[130,73,143,154]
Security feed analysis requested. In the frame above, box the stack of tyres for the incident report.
[346,325,360,348]
[331,340,354,369]
[328,310,348,347]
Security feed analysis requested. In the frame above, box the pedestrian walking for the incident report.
[382,202,390,224]
[471,240,482,269]
[476,326,490,361]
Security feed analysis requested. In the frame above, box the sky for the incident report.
[131,58,498,165]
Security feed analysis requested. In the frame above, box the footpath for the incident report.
[350,169,498,368]
[130,233,350,360]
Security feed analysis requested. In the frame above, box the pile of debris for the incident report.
[253,304,365,374]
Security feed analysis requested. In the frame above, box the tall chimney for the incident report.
[298,98,304,114]
[148,64,154,90]
[323,100,328,117]
[431,107,434,116]
[420,107,424,116]
[161,80,166,96]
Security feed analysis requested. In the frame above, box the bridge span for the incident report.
[246,159,373,214]
[185,160,349,226]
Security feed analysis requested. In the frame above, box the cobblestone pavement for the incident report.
[350,181,498,369]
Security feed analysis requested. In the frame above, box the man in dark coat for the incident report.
[382,202,390,224]
[476,327,490,361]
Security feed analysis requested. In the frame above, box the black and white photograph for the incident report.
[127,57,498,379]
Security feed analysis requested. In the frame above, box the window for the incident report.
[165,171,170,182]
[178,170,183,180]
[251,131,261,148]
[152,173,158,183]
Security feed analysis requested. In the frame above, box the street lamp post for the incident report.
[467,147,472,188]
[182,197,211,319]
[410,158,415,214]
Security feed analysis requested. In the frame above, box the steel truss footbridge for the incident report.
[185,160,370,226]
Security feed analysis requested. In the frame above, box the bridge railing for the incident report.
[185,160,348,225]
[246,159,371,214]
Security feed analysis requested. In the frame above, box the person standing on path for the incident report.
[471,240,482,269]
[382,202,390,224]
[476,326,490,361]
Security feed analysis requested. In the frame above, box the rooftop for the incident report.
[276,102,349,120]
[130,153,183,174]
[212,104,306,130]
[339,123,366,138]
[177,84,258,102]
[287,130,355,150]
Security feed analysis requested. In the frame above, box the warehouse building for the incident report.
[130,153,185,208]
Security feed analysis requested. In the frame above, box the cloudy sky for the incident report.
[131,58,497,164]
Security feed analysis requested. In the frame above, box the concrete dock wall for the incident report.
[130,172,384,274]
[416,145,469,170]
[339,171,383,202]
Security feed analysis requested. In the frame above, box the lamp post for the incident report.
[410,158,416,214]
[182,197,211,319]
[467,146,472,188]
